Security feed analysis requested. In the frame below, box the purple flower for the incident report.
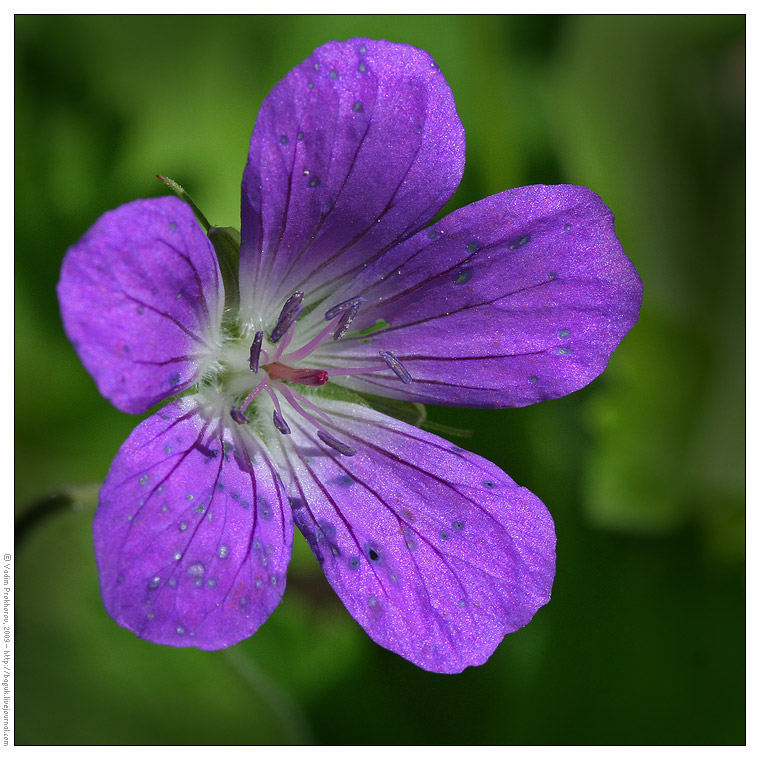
[57,38,641,673]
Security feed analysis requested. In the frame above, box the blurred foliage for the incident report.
[15,15,744,745]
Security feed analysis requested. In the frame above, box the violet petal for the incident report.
[94,398,293,650]
[239,37,465,317]
[282,398,555,673]
[57,197,224,414]
[322,184,642,408]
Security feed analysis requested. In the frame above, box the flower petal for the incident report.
[321,184,642,408]
[276,398,555,673]
[239,38,464,321]
[94,398,293,650]
[57,197,224,414]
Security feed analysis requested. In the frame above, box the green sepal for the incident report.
[359,395,427,427]
[208,226,241,315]
[156,175,241,317]
[156,174,212,232]
[299,383,427,428]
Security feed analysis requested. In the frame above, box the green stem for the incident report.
[223,647,313,744]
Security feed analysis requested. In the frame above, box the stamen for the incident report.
[379,351,413,384]
[324,296,366,340]
[240,377,269,414]
[282,318,341,362]
[333,307,360,340]
[249,331,264,373]
[266,386,291,435]
[230,407,249,425]
[327,363,389,377]
[270,322,296,362]
[279,385,333,425]
[317,430,356,456]
[273,409,291,435]
[324,296,366,320]
[270,291,304,343]
[327,352,414,383]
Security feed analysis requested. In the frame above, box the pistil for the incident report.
[248,330,264,372]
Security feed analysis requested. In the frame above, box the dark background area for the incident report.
[14,15,745,745]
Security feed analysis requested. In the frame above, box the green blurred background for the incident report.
[14,15,745,745]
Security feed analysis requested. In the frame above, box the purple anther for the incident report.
[379,351,413,384]
[325,296,366,340]
[230,406,249,425]
[249,331,264,373]
[270,291,304,343]
[272,409,291,435]
[317,430,357,456]
[333,303,362,340]
[324,296,366,321]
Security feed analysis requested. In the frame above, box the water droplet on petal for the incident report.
[148,576,161,590]
[556,347,572,356]
[218,544,229,559]
[454,268,473,285]
[508,234,531,250]
[187,563,205,578]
